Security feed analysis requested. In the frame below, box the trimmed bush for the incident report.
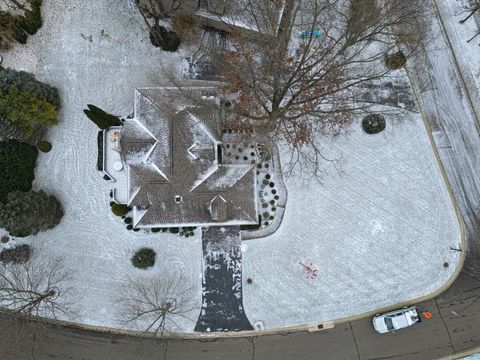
[0,244,31,264]
[385,51,407,70]
[131,248,156,269]
[84,104,122,130]
[0,140,38,202]
[0,190,63,237]
[37,140,52,153]
[111,203,129,217]
[362,114,386,134]
[0,85,58,141]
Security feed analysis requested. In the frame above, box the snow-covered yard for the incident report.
[1,0,464,333]
[242,109,463,329]
[2,0,203,332]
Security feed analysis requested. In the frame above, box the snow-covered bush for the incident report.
[131,248,156,269]
[0,190,63,237]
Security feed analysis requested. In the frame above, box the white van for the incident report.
[372,306,422,333]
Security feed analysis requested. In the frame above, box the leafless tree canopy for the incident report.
[117,272,198,335]
[0,255,75,320]
[205,0,427,176]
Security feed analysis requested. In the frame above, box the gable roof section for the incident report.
[120,87,257,227]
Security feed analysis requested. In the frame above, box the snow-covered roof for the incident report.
[120,87,258,228]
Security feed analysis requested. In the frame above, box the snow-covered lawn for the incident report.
[242,109,463,330]
[2,0,203,332]
[1,0,463,333]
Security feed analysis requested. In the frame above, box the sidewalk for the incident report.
[405,0,480,277]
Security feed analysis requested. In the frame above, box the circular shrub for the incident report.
[265,174,271,180]
[131,248,156,269]
[274,195,279,200]
[385,51,407,69]
[126,224,133,230]
[111,203,129,216]
[362,114,386,134]
[269,182,275,188]
[263,179,269,185]
[37,140,52,153]
[124,217,132,224]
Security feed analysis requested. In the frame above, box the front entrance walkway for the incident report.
[195,226,253,332]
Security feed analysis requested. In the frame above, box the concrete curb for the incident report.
[439,345,480,360]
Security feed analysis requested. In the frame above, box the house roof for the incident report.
[119,87,258,228]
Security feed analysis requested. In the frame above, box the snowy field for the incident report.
[2,0,203,332]
[242,109,463,329]
[1,0,464,333]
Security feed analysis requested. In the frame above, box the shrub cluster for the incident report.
[131,248,156,269]
[0,190,64,237]
[0,0,43,50]
[0,67,59,143]
[0,244,31,264]
[0,66,60,108]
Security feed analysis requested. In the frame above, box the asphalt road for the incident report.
[1,1,480,360]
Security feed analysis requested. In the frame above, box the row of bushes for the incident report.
[0,69,62,238]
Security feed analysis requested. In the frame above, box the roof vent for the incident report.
[174,195,183,204]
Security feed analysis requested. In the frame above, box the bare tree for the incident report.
[117,272,198,335]
[134,0,191,49]
[459,0,480,43]
[200,0,427,176]
[0,254,76,320]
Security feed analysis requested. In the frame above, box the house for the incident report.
[114,87,258,228]
[140,0,284,37]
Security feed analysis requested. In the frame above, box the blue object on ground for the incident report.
[298,30,322,38]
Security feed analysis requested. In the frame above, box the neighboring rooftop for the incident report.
[118,87,258,228]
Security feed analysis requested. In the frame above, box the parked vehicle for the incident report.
[372,306,421,333]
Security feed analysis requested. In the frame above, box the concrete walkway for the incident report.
[195,226,253,332]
